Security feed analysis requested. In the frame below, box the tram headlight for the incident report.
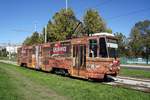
[108,63,113,71]
[118,66,120,70]
[109,67,113,71]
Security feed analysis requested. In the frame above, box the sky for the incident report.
[0,0,150,44]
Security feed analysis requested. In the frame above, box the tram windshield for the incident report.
[107,38,118,58]
[89,37,118,58]
[99,37,118,58]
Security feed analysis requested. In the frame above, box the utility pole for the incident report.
[8,41,11,60]
[66,0,68,12]
[44,26,47,43]
[146,43,149,64]
[34,23,37,32]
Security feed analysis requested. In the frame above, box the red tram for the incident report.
[17,33,120,79]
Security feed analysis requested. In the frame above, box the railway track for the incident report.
[105,75,150,93]
[0,60,150,92]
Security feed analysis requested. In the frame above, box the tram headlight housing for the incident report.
[108,63,113,71]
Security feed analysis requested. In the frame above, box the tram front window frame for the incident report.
[106,38,118,58]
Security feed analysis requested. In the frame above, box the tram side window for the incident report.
[73,46,76,57]
[99,38,108,57]
[89,39,97,57]
[22,49,27,56]
[43,47,50,65]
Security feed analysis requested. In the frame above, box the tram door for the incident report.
[35,46,42,70]
[73,44,86,77]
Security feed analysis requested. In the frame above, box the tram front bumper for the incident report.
[87,72,105,79]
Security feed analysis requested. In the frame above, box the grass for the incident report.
[0,62,150,100]
[0,64,24,100]
[119,68,150,79]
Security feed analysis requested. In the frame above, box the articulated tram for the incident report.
[17,33,120,79]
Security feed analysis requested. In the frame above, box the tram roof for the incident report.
[92,32,115,37]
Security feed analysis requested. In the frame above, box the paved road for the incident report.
[0,60,17,65]
[121,64,150,71]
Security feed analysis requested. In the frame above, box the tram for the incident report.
[17,32,120,79]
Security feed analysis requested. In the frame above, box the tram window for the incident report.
[99,38,108,57]
[73,46,75,57]
[108,48,118,58]
[43,47,50,57]
[22,49,27,56]
[89,39,97,57]
[107,38,118,58]
[73,45,78,57]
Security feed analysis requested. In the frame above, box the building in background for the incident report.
[0,43,21,59]
[0,43,21,54]
[6,46,18,54]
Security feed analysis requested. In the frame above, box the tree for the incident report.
[23,32,43,45]
[0,48,7,57]
[129,27,142,57]
[23,8,82,44]
[49,8,81,41]
[83,9,106,36]
[134,20,150,47]
[129,20,150,57]
[45,20,57,42]
[114,32,127,56]
[23,37,32,45]
[105,28,112,33]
